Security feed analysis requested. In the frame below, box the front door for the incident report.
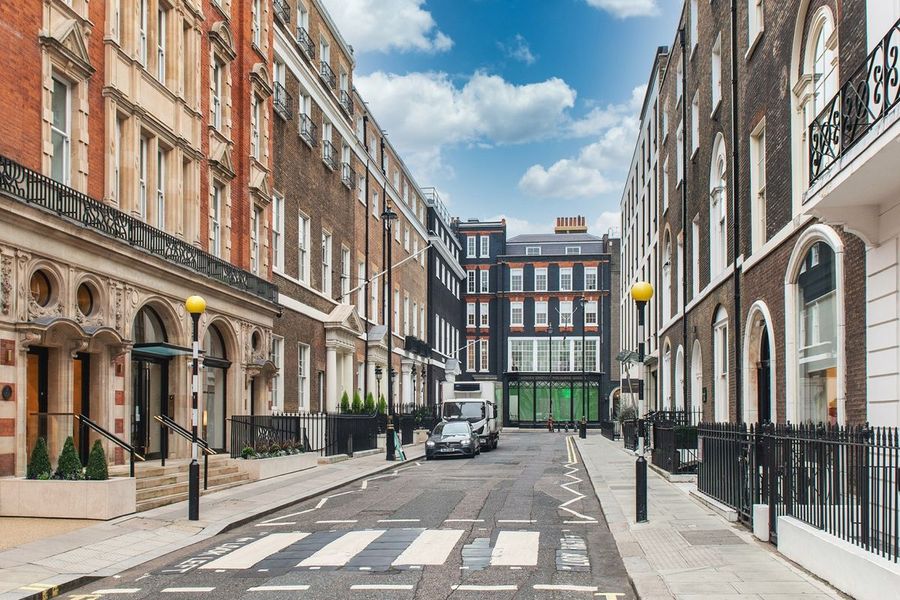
[131,357,168,459]
[756,326,772,423]
[26,348,49,456]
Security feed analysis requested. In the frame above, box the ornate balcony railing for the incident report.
[322,140,336,170]
[341,162,356,189]
[809,18,900,186]
[299,113,317,147]
[0,154,278,303]
[273,0,290,25]
[296,27,315,60]
[319,61,336,90]
[273,82,293,120]
[339,90,354,116]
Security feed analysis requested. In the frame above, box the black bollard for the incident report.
[636,454,647,522]
[579,419,587,439]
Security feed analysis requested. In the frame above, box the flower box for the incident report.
[0,477,136,520]
[236,452,319,481]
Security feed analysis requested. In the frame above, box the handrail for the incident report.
[30,412,144,477]
[154,414,215,454]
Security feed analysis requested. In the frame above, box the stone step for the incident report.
[136,471,249,502]
[136,479,251,512]
[134,465,243,490]
[110,455,233,479]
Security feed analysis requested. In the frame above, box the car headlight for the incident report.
[426,440,435,447]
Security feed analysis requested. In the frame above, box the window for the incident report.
[113,116,123,202]
[298,213,310,283]
[710,137,728,277]
[559,267,573,292]
[251,0,261,48]
[526,246,541,256]
[321,231,332,295]
[676,121,684,183]
[810,13,837,123]
[676,55,683,101]
[585,301,598,326]
[662,236,672,321]
[750,121,767,251]
[467,303,476,327]
[372,190,379,218]
[677,234,684,310]
[371,270,378,323]
[748,0,764,47]
[50,76,71,185]
[691,215,700,297]
[138,136,148,219]
[713,307,729,421]
[480,235,489,258]
[536,339,550,371]
[662,158,669,211]
[535,301,548,326]
[404,295,410,336]
[480,302,489,327]
[576,339,598,372]
[480,339,489,372]
[357,175,365,202]
[510,302,524,327]
[467,342,476,372]
[394,218,401,243]
[535,268,548,292]
[565,246,581,255]
[404,226,410,252]
[322,120,333,166]
[690,0,698,53]
[467,270,476,293]
[340,247,350,302]
[510,339,534,372]
[510,268,523,292]
[297,343,310,410]
[271,337,283,411]
[662,107,668,142]
[711,33,722,111]
[139,0,148,66]
[212,59,223,130]
[393,290,399,334]
[210,183,223,257]
[551,339,570,372]
[584,267,598,291]
[560,300,573,327]
[480,269,489,293]
[156,147,166,229]
[157,4,167,82]
[250,95,260,160]
[691,91,700,156]
[251,205,262,274]
[357,261,365,307]
[298,2,309,31]
[467,236,476,257]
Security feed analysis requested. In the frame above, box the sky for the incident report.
[321,0,683,237]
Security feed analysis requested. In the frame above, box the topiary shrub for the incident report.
[364,392,376,414]
[377,395,387,415]
[27,437,52,480]
[54,436,84,480]
[241,446,255,460]
[85,440,108,480]
[351,391,363,414]
[340,391,351,413]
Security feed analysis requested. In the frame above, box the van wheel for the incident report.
[492,439,499,450]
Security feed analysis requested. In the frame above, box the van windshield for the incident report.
[444,401,484,422]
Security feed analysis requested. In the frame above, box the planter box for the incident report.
[236,453,319,481]
[0,477,136,520]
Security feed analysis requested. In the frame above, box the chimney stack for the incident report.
[554,215,588,234]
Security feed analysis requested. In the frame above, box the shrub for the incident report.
[85,440,109,480]
[376,395,387,415]
[241,446,255,460]
[616,405,638,423]
[54,436,84,480]
[27,437,52,480]
[340,391,351,413]
[351,391,363,414]
[364,392,376,414]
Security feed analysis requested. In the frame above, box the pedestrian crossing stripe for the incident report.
[200,533,309,570]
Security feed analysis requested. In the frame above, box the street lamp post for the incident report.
[579,295,587,439]
[185,295,206,521]
[630,281,654,523]
[382,204,398,460]
[375,366,383,406]
[547,323,554,431]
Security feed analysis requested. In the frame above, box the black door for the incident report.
[131,357,169,459]
[73,352,90,465]
[756,327,772,423]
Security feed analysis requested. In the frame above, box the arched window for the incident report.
[133,306,167,343]
[710,136,728,278]
[662,342,672,410]
[662,233,672,321]
[203,324,231,451]
[713,307,729,421]
[675,346,685,411]
[810,14,837,121]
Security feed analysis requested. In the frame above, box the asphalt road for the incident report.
[67,432,634,599]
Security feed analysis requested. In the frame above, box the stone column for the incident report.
[342,352,354,400]
[326,346,337,412]
[401,360,413,410]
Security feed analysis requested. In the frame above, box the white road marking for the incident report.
[534,584,599,592]
[444,518,484,523]
[299,530,385,566]
[392,529,464,565]
[200,533,309,570]
[91,591,140,595]
[247,585,311,591]
[564,520,598,524]
[377,518,420,523]
[255,522,296,527]
[452,584,519,591]
[497,519,535,524]
[490,531,540,566]
[351,584,414,590]
[315,520,357,524]
[161,588,215,593]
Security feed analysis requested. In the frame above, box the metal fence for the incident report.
[229,413,379,458]
[698,422,900,562]
[623,419,638,451]
[600,420,620,441]
[651,421,699,474]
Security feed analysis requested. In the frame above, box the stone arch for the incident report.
[661,338,672,410]
[674,345,685,411]
[743,300,777,424]
[131,296,183,346]
[691,339,703,413]
[712,305,729,421]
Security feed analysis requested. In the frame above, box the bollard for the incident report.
[579,419,587,439]
[635,454,647,522]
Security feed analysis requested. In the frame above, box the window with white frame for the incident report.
[212,59,223,130]
[404,226,410,252]
[371,271,378,323]
[690,0,698,53]
[585,301,598,325]
[510,339,533,372]
[710,138,728,277]
[139,0,148,66]
[691,91,700,155]
[510,268,523,292]
[357,261,365,307]
[662,235,672,321]
[394,218,401,243]
[480,339,489,371]
[321,231,332,296]
[677,234,685,310]
[711,33,722,111]
[467,270,476,293]
[676,121,684,183]
[412,301,418,337]
[536,339,550,371]
[251,205,262,274]
[210,182,223,257]
[662,106,668,141]
[535,301,548,326]
[526,246,541,256]
[584,267,597,291]
[565,246,581,255]
[250,94,260,160]
[252,0,261,48]
[298,213,310,283]
[156,147,166,229]
[750,121,767,251]
[559,267,573,292]
[560,300,573,327]
[271,336,283,411]
[138,136,149,218]
[270,192,283,271]
[393,289,400,334]
[467,236,476,257]
[480,302,489,327]
[691,214,700,297]
[297,343,310,410]
[404,295,410,336]
[466,342,476,372]
[467,302,476,327]
[157,4,167,82]
[480,235,489,257]
[535,267,547,292]
[480,269,489,293]
[748,0,764,47]
[713,307,729,421]
[298,2,309,32]
[662,157,670,211]
[510,301,524,327]
[676,55,683,101]
[50,76,71,185]
[340,247,350,302]
[810,13,837,120]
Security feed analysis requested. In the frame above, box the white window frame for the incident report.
[585,301,598,326]
[676,121,684,184]
[510,301,524,327]
[340,246,350,302]
[271,336,284,411]
[713,309,729,421]
[560,300,573,327]
[691,214,700,298]
[748,0,764,52]
[565,246,581,255]
[480,235,489,258]
[662,157,670,211]
[479,302,489,328]
[750,120,767,251]
[535,301,548,326]
[210,183,222,258]
[156,4,167,82]
[467,342,476,372]
[559,267,573,292]
[510,268,523,292]
[50,76,71,186]
[584,267,598,291]
[467,236,476,257]
[691,91,700,156]
[156,147,166,230]
[467,302,476,327]
[250,94,261,160]
[711,33,723,113]
[139,0,148,66]
[526,246,541,256]
[252,0,262,48]
[467,270,476,294]
[480,339,489,372]
[690,0,698,54]
[321,231,332,296]
[138,135,148,219]
[251,205,262,274]
[535,267,548,292]
[298,213,310,283]
[480,269,489,293]
[297,342,310,411]
[211,59,223,130]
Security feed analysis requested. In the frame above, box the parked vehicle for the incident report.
[425,421,479,459]
[440,381,501,450]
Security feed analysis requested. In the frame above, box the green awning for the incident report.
[132,342,193,359]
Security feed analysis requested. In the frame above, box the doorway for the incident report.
[757,326,772,423]
[73,352,91,465]
[26,347,49,457]
[131,357,169,458]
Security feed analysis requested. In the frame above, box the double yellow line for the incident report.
[565,434,579,465]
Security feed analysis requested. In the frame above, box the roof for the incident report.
[507,233,603,244]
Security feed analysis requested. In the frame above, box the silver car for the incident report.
[425,420,479,459]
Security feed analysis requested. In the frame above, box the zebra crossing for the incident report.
[193,527,567,573]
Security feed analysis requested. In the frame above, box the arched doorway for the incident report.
[743,302,776,425]
[131,306,170,458]
[661,342,672,410]
[691,340,703,417]
[675,346,685,411]
[203,324,231,451]
[757,327,772,423]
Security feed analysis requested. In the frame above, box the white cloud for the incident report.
[355,70,576,179]
[593,212,621,236]
[489,215,552,238]
[321,0,453,54]
[584,0,659,18]
[497,34,537,65]
[570,84,645,137]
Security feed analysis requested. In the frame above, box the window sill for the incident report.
[745,29,764,61]
[710,99,722,120]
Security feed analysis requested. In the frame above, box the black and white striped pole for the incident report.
[186,295,206,521]
[630,282,653,523]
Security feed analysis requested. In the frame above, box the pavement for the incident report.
[575,434,845,600]
[0,446,425,600]
[60,431,634,599]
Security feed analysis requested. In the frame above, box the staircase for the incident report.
[110,454,251,512]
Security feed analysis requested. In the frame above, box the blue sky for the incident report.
[322,0,682,236]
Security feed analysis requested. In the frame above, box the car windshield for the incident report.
[434,421,470,436]
[443,401,484,422]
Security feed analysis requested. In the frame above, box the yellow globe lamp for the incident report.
[185,295,207,315]
[630,281,654,304]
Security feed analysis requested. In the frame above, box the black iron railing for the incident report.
[341,162,355,189]
[273,0,290,25]
[154,414,214,489]
[699,422,900,562]
[809,18,900,185]
[651,420,699,474]
[0,155,278,303]
[273,82,293,120]
[320,61,336,89]
[299,113,317,146]
[623,419,638,451]
[31,412,145,477]
[230,413,379,458]
[296,27,315,60]
[645,409,702,426]
[340,90,354,116]
[600,420,620,440]
[322,140,336,169]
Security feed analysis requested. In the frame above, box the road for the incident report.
[66,432,634,599]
